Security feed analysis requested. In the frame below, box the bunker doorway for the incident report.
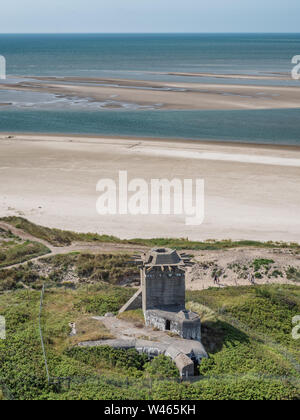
[165,320,171,331]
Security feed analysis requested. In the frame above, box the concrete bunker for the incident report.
[117,248,207,376]
[121,247,202,341]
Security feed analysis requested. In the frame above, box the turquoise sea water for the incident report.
[0,34,300,144]
[1,33,299,78]
[0,109,300,146]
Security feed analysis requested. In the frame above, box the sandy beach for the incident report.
[0,133,299,242]
[1,76,300,110]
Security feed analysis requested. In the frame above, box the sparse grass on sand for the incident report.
[2,216,300,251]
[0,227,50,268]
[43,252,139,285]
[68,317,114,346]
[0,252,140,292]
[117,309,145,327]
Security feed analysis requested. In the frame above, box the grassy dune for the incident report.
[0,227,50,268]
[0,252,140,292]
[2,216,300,251]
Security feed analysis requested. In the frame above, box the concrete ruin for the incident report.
[122,248,202,341]
[117,248,207,377]
[79,328,207,379]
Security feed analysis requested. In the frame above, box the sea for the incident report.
[0,33,300,145]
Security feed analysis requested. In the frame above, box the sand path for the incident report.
[0,221,148,270]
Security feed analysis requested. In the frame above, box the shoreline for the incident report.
[1,132,300,151]
[10,70,293,81]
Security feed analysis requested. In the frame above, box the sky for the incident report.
[0,0,299,33]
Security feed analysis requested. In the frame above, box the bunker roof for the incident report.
[145,248,182,266]
[130,247,194,269]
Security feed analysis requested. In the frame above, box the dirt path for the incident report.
[0,221,149,270]
[1,221,299,291]
[0,221,53,249]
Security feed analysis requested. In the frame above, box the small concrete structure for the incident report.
[145,309,201,341]
[79,334,207,377]
[174,353,195,378]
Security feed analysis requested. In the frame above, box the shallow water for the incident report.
[0,109,299,146]
[1,34,300,143]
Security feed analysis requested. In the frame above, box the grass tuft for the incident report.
[2,216,300,251]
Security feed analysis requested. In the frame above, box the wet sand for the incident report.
[1,76,300,110]
[0,133,299,242]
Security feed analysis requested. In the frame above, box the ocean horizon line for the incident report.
[1,32,300,35]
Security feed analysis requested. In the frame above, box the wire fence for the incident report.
[38,284,50,384]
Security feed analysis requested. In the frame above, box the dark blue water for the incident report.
[0,33,299,78]
[0,109,299,146]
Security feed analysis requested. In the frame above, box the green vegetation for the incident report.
[287,267,300,283]
[0,284,299,400]
[225,259,291,282]
[187,284,300,353]
[0,241,50,268]
[66,347,149,375]
[49,252,139,285]
[252,259,275,272]
[1,217,121,247]
[68,318,115,346]
[2,216,300,251]
[0,285,176,400]
[0,252,139,292]
[74,286,135,315]
[1,218,299,400]
[0,227,50,268]
[117,309,145,326]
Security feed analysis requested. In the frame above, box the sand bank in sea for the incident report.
[1,76,300,110]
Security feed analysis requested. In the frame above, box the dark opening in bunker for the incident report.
[165,320,171,330]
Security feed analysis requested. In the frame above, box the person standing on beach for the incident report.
[248,273,255,284]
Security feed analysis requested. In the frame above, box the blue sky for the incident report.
[1,0,299,33]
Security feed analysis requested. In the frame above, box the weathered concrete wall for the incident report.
[142,268,185,312]
[118,288,142,314]
[181,322,201,341]
[78,338,200,377]
[174,353,195,378]
[145,311,167,331]
[145,309,201,341]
